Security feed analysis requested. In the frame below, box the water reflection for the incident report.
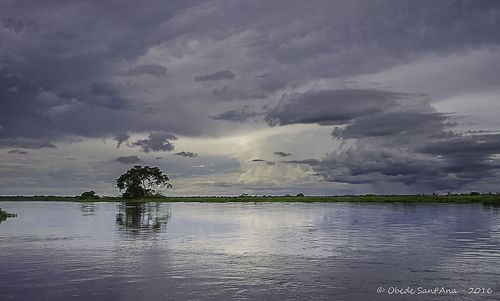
[1,202,500,300]
[79,202,95,216]
[115,202,171,236]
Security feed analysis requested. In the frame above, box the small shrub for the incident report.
[0,208,17,222]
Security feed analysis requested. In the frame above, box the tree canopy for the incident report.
[80,191,100,200]
[116,165,172,199]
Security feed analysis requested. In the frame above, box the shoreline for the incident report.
[1,194,499,204]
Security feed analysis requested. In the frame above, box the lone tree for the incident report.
[116,165,172,199]
[80,191,100,200]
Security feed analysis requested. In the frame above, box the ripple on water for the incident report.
[0,202,499,300]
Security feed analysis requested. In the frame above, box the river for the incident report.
[1,201,499,300]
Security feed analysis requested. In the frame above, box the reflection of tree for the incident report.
[79,203,95,216]
[115,202,171,235]
[483,203,500,214]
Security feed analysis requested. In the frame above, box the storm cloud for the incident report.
[0,138,57,149]
[131,132,177,153]
[175,151,199,158]
[194,70,235,82]
[113,132,130,149]
[116,156,143,164]
[1,0,500,195]
[265,89,410,126]
[283,102,500,192]
[122,64,167,77]
[1,1,499,145]
[274,151,291,158]
[211,107,263,123]
[7,149,28,155]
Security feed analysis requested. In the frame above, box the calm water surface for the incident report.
[1,202,499,300]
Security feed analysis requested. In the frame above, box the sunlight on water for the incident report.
[0,202,499,300]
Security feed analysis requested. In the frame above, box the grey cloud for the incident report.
[194,70,235,82]
[131,131,177,153]
[418,134,500,179]
[7,149,28,155]
[283,149,466,190]
[265,89,409,126]
[90,82,118,96]
[332,112,454,140]
[113,132,130,148]
[211,106,262,123]
[122,64,167,77]
[116,156,143,164]
[1,0,500,144]
[175,151,198,158]
[259,77,287,93]
[1,0,500,195]
[89,82,128,109]
[0,138,57,149]
[250,158,276,166]
[288,126,500,192]
[0,0,198,142]
[274,151,291,157]
[275,88,500,191]
[282,159,321,166]
[258,1,500,78]
[419,134,500,157]
[212,86,228,96]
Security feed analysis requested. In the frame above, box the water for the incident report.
[1,202,499,300]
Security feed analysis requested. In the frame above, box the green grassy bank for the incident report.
[1,194,500,204]
[0,207,17,222]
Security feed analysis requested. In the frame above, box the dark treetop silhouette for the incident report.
[116,165,172,199]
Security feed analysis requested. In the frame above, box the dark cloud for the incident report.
[265,89,409,126]
[282,159,321,166]
[7,149,28,155]
[113,132,130,148]
[283,108,500,192]
[1,0,499,145]
[121,64,167,77]
[212,86,228,96]
[418,134,500,180]
[194,70,235,82]
[259,77,287,93]
[0,138,57,149]
[419,134,500,157]
[116,156,143,164]
[250,158,276,166]
[175,151,198,158]
[211,106,262,123]
[89,82,129,109]
[131,131,177,153]
[1,0,500,194]
[270,86,500,192]
[0,0,199,144]
[274,151,291,157]
[332,111,454,140]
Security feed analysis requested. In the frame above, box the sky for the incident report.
[1,0,500,196]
